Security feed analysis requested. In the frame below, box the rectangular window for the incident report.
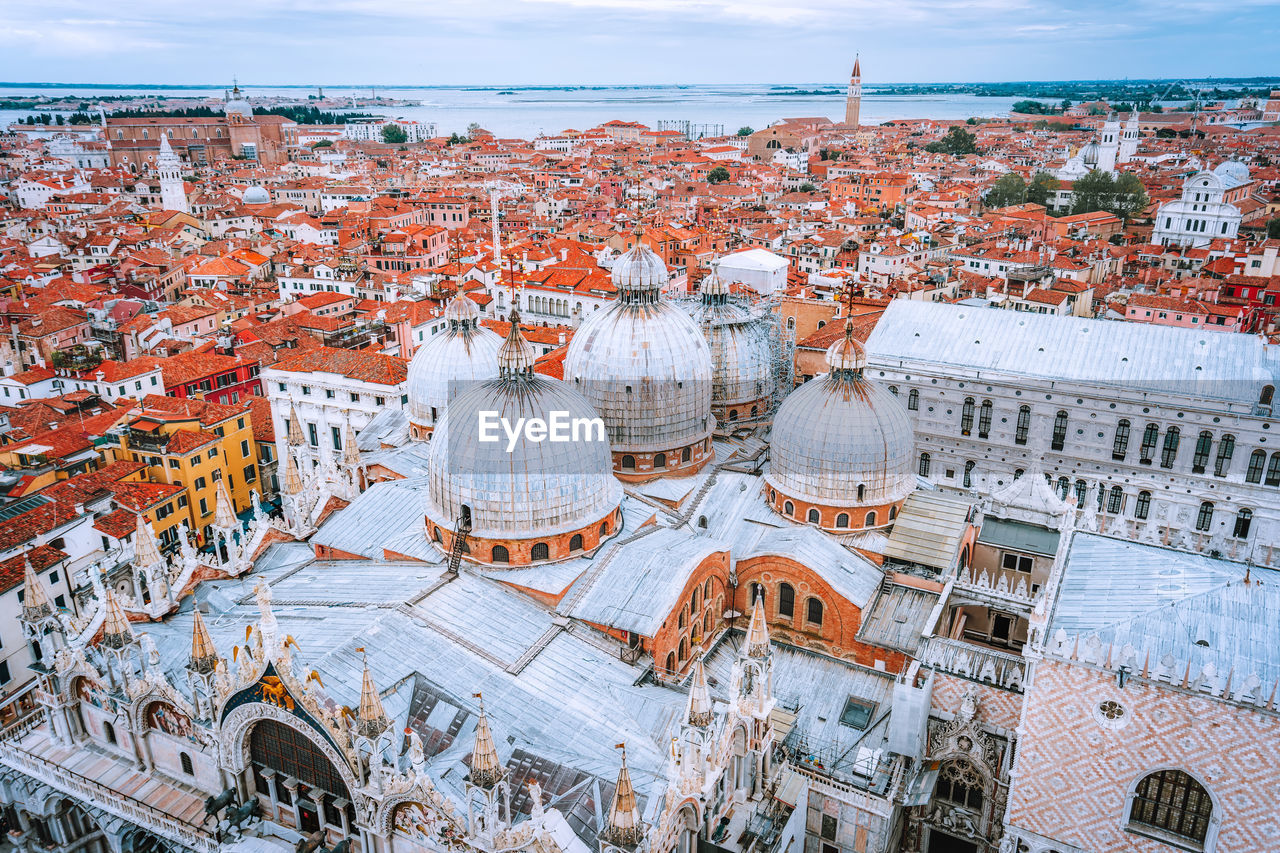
[241,439,251,457]
[1161,428,1180,469]
[1051,411,1068,451]
[194,476,206,490]
[1112,420,1130,461]
[308,424,319,447]
[375,396,386,406]
[244,464,257,483]
[325,389,335,399]
[331,426,342,450]
[199,498,208,516]
[301,385,311,395]
[1001,553,1033,574]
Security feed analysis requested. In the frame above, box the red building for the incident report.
[156,346,261,404]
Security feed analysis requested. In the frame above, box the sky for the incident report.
[0,0,1277,86]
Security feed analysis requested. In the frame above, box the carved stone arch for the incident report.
[1122,765,1222,853]
[376,789,460,839]
[221,701,362,799]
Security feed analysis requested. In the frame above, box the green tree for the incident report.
[1012,100,1051,115]
[986,173,1027,208]
[1070,170,1116,214]
[924,125,978,156]
[312,139,333,148]
[707,165,731,184]
[467,122,482,137]
[1026,171,1060,207]
[736,126,754,136]
[1060,99,1073,111]
[798,182,817,194]
[1267,217,1280,239]
[381,124,408,144]
[1111,173,1150,220]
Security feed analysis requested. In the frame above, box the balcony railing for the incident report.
[0,725,218,852]
[918,635,1026,693]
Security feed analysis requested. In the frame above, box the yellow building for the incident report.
[109,395,260,545]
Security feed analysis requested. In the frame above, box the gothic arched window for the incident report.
[1195,502,1214,532]
[1128,769,1212,846]
[530,542,550,561]
[935,759,984,811]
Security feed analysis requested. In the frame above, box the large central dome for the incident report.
[766,322,914,531]
[424,315,622,566]
[564,235,714,481]
[406,293,503,439]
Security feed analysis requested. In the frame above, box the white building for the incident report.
[716,248,789,295]
[343,118,438,143]
[1151,162,1249,248]
[865,300,1280,568]
[262,346,409,466]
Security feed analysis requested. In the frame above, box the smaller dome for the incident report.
[825,324,865,372]
[243,186,270,205]
[611,235,669,299]
[445,293,481,324]
[405,293,503,433]
[1080,140,1101,167]
[1212,160,1250,188]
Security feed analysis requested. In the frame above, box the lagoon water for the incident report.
[0,83,1025,138]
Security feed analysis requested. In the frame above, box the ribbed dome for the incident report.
[565,301,713,453]
[406,295,503,432]
[1081,140,1101,167]
[424,366,621,545]
[686,275,773,413]
[243,186,270,205]
[611,238,669,295]
[767,326,914,508]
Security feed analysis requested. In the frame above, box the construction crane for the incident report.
[483,180,525,268]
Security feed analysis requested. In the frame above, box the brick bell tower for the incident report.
[844,54,862,127]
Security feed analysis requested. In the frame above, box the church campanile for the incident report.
[845,55,862,127]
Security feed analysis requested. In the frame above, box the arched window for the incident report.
[1246,449,1266,483]
[432,526,441,543]
[864,510,877,526]
[1195,501,1214,532]
[1160,427,1180,468]
[704,578,713,599]
[1135,490,1151,520]
[856,484,865,501]
[888,385,898,396]
[491,545,509,563]
[1233,508,1253,539]
[530,542,550,561]
[778,583,795,618]
[1015,405,1030,445]
[1191,431,1212,473]
[1107,486,1123,514]
[807,508,820,524]
[569,534,584,552]
[806,597,823,626]
[681,446,692,463]
[1261,385,1275,406]
[919,452,931,477]
[907,389,919,410]
[978,400,992,438]
[1128,769,1212,846]
[1140,423,1159,463]
[836,512,849,528]
[1051,410,1068,451]
[697,515,707,529]
[889,505,897,521]
[1112,419,1130,460]
[691,587,700,613]
[964,461,976,488]
[180,752,194,775]
[1074,479,1087,507]
[679,609,687,629]
[679,637,688,661]
[103,721,117,744]
[665,652,675,674]
[728,410,738,422]
[115,129,124,140]
[935,760,984,810]
[141,129,149,139]
[1056,476,1069,499]
[1214,434,1234,477]
[654,452,667,469]
[783,500,794,516]
[621,454,635,470]
[960,397,975,435]
[600,521,609,536]
[1267,452,1280,487]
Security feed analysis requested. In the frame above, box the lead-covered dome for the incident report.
[686,272,774,423]
[406,293,503,439]
[565,236,714,480]
[766,323,914,531]
[424,316,621,565]
[243,186,270,205]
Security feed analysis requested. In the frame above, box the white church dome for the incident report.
[406,294,503,437]
[243,186,270,205]
[564,237,713,462]
[767,325,915,516]
[424,320,620,554]
[1213,160,1251,189]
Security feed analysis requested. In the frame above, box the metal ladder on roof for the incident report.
[446,513,471,576]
